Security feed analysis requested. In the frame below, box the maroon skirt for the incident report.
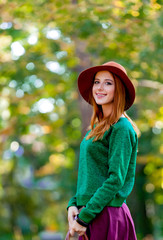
[79,203,137,240]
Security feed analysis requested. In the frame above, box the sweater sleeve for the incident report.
[78,125,136,223]
[67,195,77,210]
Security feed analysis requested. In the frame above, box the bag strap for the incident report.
[65,231,88,240]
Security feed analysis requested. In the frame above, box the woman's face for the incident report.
[92,70,115,107]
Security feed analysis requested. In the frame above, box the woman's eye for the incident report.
[94,80,99,84]
[93,81,112,85]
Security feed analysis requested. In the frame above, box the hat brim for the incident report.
[78,65,135,110]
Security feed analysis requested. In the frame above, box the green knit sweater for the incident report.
[67,117,138,224]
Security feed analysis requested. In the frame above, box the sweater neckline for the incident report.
[112,115,126,126]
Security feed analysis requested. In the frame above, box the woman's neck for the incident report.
[102,104,113,118]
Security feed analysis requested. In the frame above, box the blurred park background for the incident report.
[0,0,163,239]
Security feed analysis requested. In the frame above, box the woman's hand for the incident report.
[68,206,79,230]
[70,220,87,237]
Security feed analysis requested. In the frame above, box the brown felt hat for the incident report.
[78,61,135,110]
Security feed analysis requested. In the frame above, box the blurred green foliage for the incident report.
[0,0,163,239]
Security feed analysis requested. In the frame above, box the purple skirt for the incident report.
[79,203,137,240]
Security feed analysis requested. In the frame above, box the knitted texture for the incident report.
[67,117,138,223]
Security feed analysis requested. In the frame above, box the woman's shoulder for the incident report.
[110,117,138,145]
[112,117,135,135]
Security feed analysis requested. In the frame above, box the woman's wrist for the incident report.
[67,205,77,211]
[75,214,89,227]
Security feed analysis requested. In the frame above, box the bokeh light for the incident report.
[11,41,25,59]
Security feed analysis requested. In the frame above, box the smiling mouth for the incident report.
[96,93,107,97]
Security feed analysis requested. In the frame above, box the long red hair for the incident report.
[86,73,140,141]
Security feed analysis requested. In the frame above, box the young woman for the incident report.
[66,61,139,240]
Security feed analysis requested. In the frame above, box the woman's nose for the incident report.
[98,82,104,90]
